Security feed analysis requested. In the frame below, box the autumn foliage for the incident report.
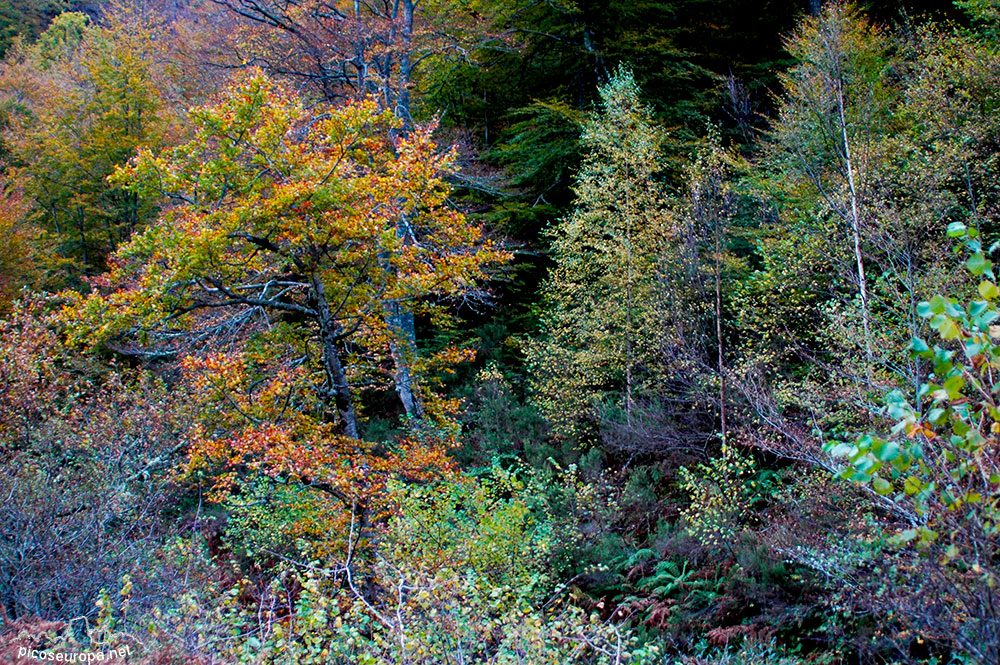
[6,1,1000,664]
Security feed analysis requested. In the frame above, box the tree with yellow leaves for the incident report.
[528,68,671,448]
[0,10,170,283]
[66,69,507,440]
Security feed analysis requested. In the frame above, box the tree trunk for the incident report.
[311,274,360,438]
[76,207,89,270]
[715,216,727,445]
[386,301,422,420]
[383,0,424,422]
[625,216,634,428]
[836,75,874,367]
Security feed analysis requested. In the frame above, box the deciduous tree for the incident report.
[0,9,170,282]
[63,71,507,562]
[528,68,671,446]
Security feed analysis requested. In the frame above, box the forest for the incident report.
[0,0,999,662]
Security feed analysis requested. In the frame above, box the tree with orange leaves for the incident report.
[63,70,507,558]
[68,70,507,431]
[211,0,519,419]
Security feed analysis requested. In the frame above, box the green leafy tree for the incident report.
[528,68,671,447]
[0,10,168,283]
[831,224,1000,662]
[737,2,1000,461]
[762,1,896,365]
[0,0,71,57]
[732,3,926,468]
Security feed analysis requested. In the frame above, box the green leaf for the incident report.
[947,221,967,237]
[980,281,999,300]
[933,347,955,365]
[965,340,984,357]
[944,301,966,318]
[828,443,855,458]
[872,476,893,495]
[943,375,965,400]
[933,359,955,376]
[854,456,875,474]
[968,252,987,275]
[875,440,901,462]
[909,337,931,356]
[938,317,961,340]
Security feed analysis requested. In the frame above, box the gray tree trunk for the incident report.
[311,274,360,438]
